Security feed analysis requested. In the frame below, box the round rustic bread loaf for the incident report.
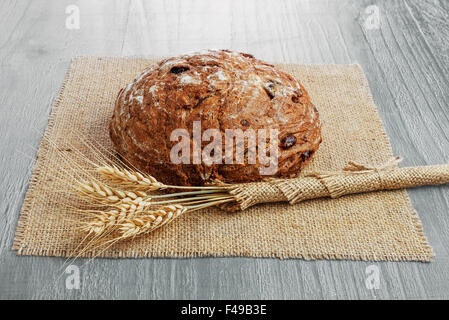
[109,49,322,186]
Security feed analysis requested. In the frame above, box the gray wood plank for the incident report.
[0,0,448,299]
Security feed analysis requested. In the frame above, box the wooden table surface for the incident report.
[1,0,448,299]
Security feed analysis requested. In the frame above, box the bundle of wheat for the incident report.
[53,137,449,256]
[76,164,233,244]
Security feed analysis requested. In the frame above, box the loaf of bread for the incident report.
[109,49,322,186]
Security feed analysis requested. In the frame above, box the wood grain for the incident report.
[0,0,448,299]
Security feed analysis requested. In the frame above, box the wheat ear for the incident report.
[83,198,153,236]
[118,204,187,238]
[97,165,165,191]
[77,180,148,204]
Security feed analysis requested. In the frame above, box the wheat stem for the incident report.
[148,194,231,205]
[187,198,234,211]
[164,185,229,190]
[148,189,224,199]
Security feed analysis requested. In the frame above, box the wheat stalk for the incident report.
[82,210,120,235]
[77,174,229,240]
[118,204,188,238]
[82,198,153,236]
[78,176,234,240]
[97,165,165,191]
[77,180,148,204]
[76,161,234,248]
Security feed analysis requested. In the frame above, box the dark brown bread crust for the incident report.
[109,50,322,186]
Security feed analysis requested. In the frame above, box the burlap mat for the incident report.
[12,57,434,261]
